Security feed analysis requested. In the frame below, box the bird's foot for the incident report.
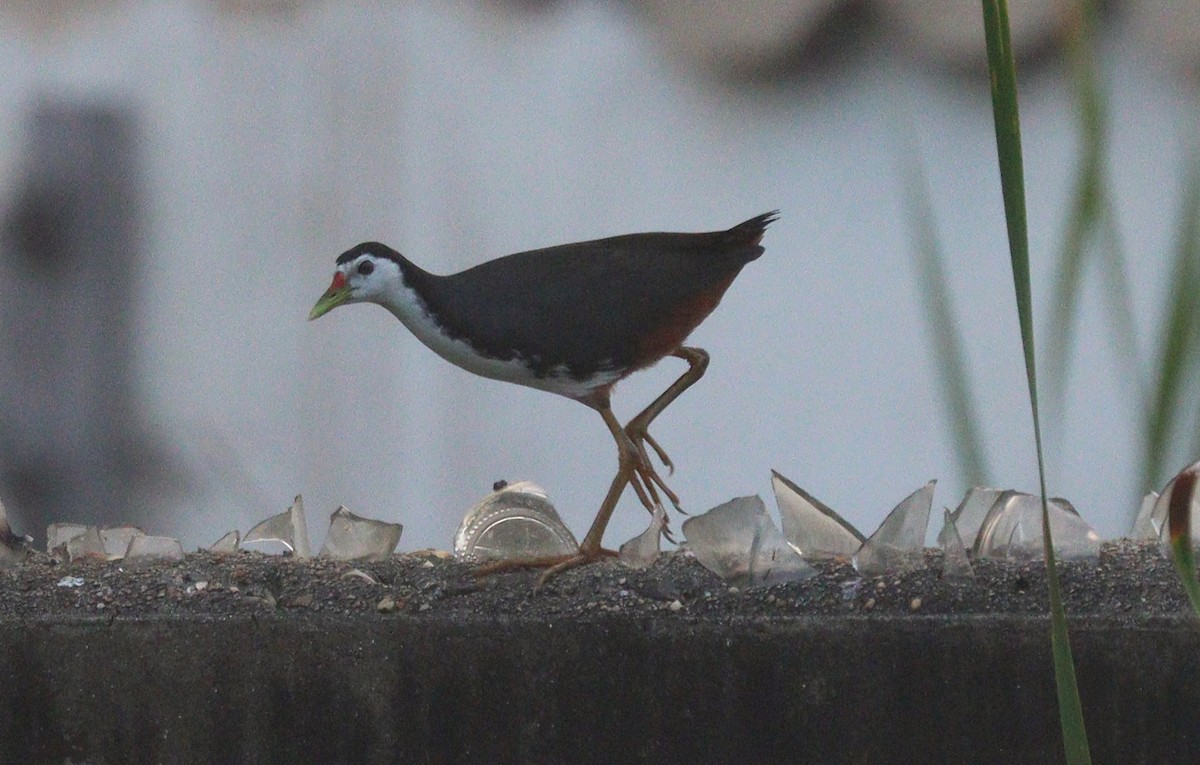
[624,427,683,515]
[472,547,617,592]
[638,430,675,475]
[624,419,675,474]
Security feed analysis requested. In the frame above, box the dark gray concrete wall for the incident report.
[0,614,1196,765]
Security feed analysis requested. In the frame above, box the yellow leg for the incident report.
[624,346,709,514]
[473,347,709,589]
[474,406,634,589]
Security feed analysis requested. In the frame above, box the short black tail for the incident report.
[724,210,780,246]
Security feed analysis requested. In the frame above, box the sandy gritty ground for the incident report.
[0,540,1191,624]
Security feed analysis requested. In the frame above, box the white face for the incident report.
[310,250,406,321]
[338,253,404,305]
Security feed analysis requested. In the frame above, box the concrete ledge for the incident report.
[1,543,1196,763]
[2,612,1198,764]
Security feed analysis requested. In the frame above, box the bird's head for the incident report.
[308,243,405,320]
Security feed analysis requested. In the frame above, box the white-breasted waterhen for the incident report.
[309,211,778,584]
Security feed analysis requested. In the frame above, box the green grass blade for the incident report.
[1096,193,1144,415]
[1143,161,1200,491]
[1044,0,1144,422]
[1043,2,1105,415]
[1167,463,1200,617]
[980,1,1092,763]
[899,148,991,485]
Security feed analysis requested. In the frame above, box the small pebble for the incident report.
[422,560,434,569]
[728,586,740,594]
[668,599,683,612]
[376,596,396,613]
[909,597,922,611]
[864,597,876,610]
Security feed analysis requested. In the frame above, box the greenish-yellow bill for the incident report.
[309,273,350,320]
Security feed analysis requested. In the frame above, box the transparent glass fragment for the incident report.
[66,526,107,562]
[101,526,144,559]
[0,498,31,567]
[47,523,91,554]
[854,481,935,575]
[1149,461,1200,550]
[973,491,1101,561]
[209,530,241,553]
[770,470,864,557]
[124,535,185,563]
[682,495,815,588]
[937,509,974,580]
[1128,492,1161,540]
[243,495,312,557]
[454,481,577,562]
[319,506,403,562]
[619,506,666,569]
[951,487,1005,549]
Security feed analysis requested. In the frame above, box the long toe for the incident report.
[473,548,617,590]
[639,429,675,475]
[534,549,609,591]
[623,427,681,511]
[633,458,682,512]
[473,553,575,578]
[625,422,674,474]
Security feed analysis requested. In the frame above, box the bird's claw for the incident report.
[641,431,675,475]
[625,432,683,523]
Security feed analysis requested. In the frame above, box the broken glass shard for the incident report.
[619,505,666,569]
[243,495,312,557]
[100,526,144,559]
[951,487,1005,549]
[0,498,31,567]
[319,506,403,562]
[47,523,91,554]
[65,526,107,562]
[682,495,815,588]
[937,508,974,580]
[209,530,241,553]
[771,470,864,557]
[973,491,1101,561]
[1149,461,1200,549]
[454,480,577,562]
[124,535,184,563]
[854,480,935,575]
[1128,492,1161,540]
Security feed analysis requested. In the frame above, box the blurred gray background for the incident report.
[0,0,1196,551]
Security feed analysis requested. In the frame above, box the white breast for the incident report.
[377,278,622,402]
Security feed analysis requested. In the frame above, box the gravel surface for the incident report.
[0,540,1191,623]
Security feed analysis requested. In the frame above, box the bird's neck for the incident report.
[370,260,526,381]
[369,259,469,365]
[375,259,438,327]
